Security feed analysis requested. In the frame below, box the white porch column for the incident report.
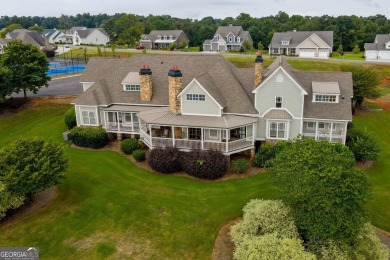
[225,129,229,153]
[315,122,319,141]
[149,124,153,146]
[172,126,175,147]
[343,122,348,144]
[329,122,333,142]
[117,112,120,132]
[131,113,134,132]
[201,128,204,150]
[103,111,107,129]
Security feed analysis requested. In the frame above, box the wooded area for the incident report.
[1,11,389,51]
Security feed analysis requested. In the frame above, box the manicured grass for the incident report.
[331,52,365,60]
[61,48,134,59]
[225,55,274,68]
[287,59,345,71]
[353,109,390,232]
[0,104,276,259]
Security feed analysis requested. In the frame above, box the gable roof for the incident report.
[74,28,108,39]
[74,54,257,114]
[8,30,46,47]
[215,25,243,38]
[141,30,186,42]
[365,34,390,51]
[270,31,333,48]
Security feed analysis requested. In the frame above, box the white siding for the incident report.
[289,119,301,139]
[256,118,267,140]
[255,70,304,118]
[81,30,109,45]
[365,50,378,60]
[181,81,221,116]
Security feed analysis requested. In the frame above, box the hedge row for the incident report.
[69,126,108,149]
[147,147,228,180]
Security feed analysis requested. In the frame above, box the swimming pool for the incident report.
[47,62,86,77]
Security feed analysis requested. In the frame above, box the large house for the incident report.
[5,29,46,49]
[72,53,352,156]
[57,27,109,45]
[41,29,63,44]
[364,34,390,61]
[269,31,333,58]
[203,25,253,52]
[139,30,189,49]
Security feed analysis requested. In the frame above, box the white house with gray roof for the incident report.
[269,31,333,58]
[364,34,390,61]
[72,52,352,156]
[203,25,253,52]
[139,30,189,49]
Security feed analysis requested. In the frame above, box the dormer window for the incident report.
[237,36,240,42]
[124,84,140,91]
[216,35,220,40]
[281,41,289,45]
[229,37,233,42]
[164,35,167,40]
[169,35,173,40]
[157,35,161,40]
[314,94,338,103]
[386,42,390,49]
[312,81,340,103]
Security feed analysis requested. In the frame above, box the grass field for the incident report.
[331,52,365,60]
[0,104,276,259]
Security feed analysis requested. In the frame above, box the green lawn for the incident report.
[353,109,390,232]
[0,104,276,259]
[225,55,274,68]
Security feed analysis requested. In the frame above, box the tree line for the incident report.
[1,11,389,51]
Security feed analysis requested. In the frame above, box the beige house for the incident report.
[269,31,333,58]
[72,53,352,155]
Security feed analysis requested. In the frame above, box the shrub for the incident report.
[253,142,289,168]
[147,146,182,174]
[120,138,139,154]
[64,108,77,130]
[133,149,145,161]
[183,149,228,180]
[230,199,298,242]
[346,128,380,162]
[231,158,249,173]
[69,126,108,149]
[233,233,316,260]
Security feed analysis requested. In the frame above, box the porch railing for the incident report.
[105,122,140,133]
[302,132,345,143]
[228,137,253,152]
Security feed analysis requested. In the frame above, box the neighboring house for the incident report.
[203,24,253,52]
[41,29,63,44]
[139,30,189,49]
[269,31,333,58]
[72,52,352,156]
[364,34,390,61]
[5,29,46,49]
[72,28,109,46]
[0,38,7,54]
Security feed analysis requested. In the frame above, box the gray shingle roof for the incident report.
[74,54,258,114]
[269,31,333,48]
[215,25,243,38]
[141,30,186,42]
[365,34,390,51]
[137,107,258,128]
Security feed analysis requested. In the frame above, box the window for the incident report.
[328,123,337,131]
[276,96,283,108]
[189,128,201,140]
[306,122,315,129]
[157,35,161,39]
[273,48,279,54]
[318,122,325,130]
[164,35,167,40]
[216,35,220,40]
[124,84,140,91]
[230,127,246,139]
[81,110,97,125]
[237,37,240,42]
[269,122,286,139]
[229,37,233,42]
[314,94,337,103]
[186,94,205,101]
[290,48,296,55]
[282,41,289,45]
[124,113,132,123]
[209,129,218,139]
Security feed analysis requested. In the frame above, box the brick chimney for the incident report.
[139,64,152,101]
[255,50,263,88]
[168,65,183,115]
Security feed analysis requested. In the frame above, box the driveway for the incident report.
[12,75,83,98]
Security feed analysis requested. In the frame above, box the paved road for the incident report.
[12,75,83,98]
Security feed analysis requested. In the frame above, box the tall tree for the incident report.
[269,138,371,243]
[0,40,50,98]
[0,66,11,102]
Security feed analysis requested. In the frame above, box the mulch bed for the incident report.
[212,218,241,260]
[0,186,58,227]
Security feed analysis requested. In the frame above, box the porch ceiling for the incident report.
[137,107,258,129]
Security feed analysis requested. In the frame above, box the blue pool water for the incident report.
[47,62,86,77]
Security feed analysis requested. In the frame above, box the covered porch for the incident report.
[137,107,258,155]
[302,120,348,144]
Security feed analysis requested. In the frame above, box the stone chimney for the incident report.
[139,64,152,101]
[168,65,183,115]
[255,50,263,88]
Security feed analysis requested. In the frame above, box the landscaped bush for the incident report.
[252,141,289,168]
[69,126,108,149]
[64,108,77,130]
[120,138,139,154]
[147,146,182,174]
[132,149,145,161]
[346,127,380,162]
[183,149,228,180]
[231,158,249,173]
